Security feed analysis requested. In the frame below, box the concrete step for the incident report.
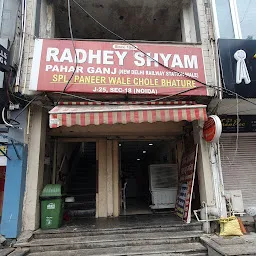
[71,178,96,183]
[65,201,96,209]
[72,173,96,178]
[148,254,207,256]
[67,209,96,217]
[75,167,96,171]
[69,194,96,201]
[25,242,207,255]
[69,183,96,192]
[71,178,96,182]
[17,231,204,252]
[68,188,96,195]
[70,182,96,187]
[0,248,15,256]
[8,248,30,256]
[32,223,203,239]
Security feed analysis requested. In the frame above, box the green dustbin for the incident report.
[40,184,64,229]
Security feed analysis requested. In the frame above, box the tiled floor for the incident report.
[57,213,186,231]
[120,198,152,215]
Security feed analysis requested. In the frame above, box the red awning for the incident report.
[49,102,207,128]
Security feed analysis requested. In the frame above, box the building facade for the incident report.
[210,0,256,213]
[0,0,29,239]
[1,0,225,238]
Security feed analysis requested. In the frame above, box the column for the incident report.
[97,140,120,218]
[106,140,113,216]
[22,106,47,231]
[97,139,108,217]
[112,141,120,217]
[181,1,197,43]
[193,121,215,206]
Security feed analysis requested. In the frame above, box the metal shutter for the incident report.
[220,136,256,209]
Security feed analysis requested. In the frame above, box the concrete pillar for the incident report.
[97,139,107,217]
[1,145,27,238]
[181,1,197,43]
[106,140,113,216]
[112,141,120,217]
[97,140,120,218]
[40,0,55,38]
[193,121,215,206]
[22,106,47,231]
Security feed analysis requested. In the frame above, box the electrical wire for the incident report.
[1,107,14,128]
[218,99,243,115]
[0,133,24,145]
[56,0,78,105]
[53,85,206,105]
[229,106,256,115]
[221,94,240,168]
[70,0,256,109]
[71,0,209,87]
[235,94,239,150]
[15,0,27,87]
[14,94,42,120]
[10,0,256,114]
[10,93,49,110]
[240,0,253,24]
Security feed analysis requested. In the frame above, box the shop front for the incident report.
[217,39,256,213]
[21,38,216,231]
[47,101,208,218]
[220,116,256,210]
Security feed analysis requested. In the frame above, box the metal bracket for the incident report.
[193,209,220,222]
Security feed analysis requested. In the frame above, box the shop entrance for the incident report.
[119,140,178,215]
[62,142,97,218]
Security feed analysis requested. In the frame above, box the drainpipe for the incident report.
[210,142,227,218]
[200,142,227,233]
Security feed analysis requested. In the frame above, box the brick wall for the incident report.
[196,0,217,95]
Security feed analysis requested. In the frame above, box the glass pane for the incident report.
[237,0,256,39]
[215,0,235,38]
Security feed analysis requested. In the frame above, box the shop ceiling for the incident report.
[54,0,182,41]
[120,141,167,161]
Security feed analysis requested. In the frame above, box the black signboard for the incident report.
[0,44,9,72]
[218,39,256,98]
[221,115,256,133]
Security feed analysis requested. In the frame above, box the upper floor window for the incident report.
[215,0,235,38]
[214,0,256,39]
[53,0,200,43]
[237,0,256,39]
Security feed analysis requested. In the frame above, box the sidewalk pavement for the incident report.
[201,232,256,256]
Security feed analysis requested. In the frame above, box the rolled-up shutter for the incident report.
[220,136,256,209]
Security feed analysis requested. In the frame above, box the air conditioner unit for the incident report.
[225,190,245,214]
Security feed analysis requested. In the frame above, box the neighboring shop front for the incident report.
[217,39,256,211]
[220,116,256,209]
[22,38,216,230]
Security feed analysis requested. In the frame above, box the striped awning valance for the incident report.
[49,102,207,128]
